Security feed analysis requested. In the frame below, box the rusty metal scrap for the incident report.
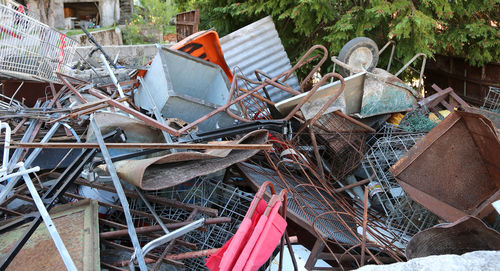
[390,111,500,222]
[405,216,500,259]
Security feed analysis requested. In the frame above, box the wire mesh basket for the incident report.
[0,4,77,83]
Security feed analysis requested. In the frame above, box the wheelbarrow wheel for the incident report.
[337,37,379,77]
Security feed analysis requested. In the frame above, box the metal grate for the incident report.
[482,86,500,112]
[128,176,254,270]
[361,134,438,244]
[0,4,77,83]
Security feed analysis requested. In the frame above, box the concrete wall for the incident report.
[99,0,120,27]
[71,28,123,46]
[73,44,159,66]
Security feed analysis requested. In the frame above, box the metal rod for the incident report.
[135,187,170,233]
[20,166,77,271]
[8,142,272,150]
[90,115,148,271]
[100,217,231,239]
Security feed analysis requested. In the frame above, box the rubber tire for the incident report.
[337,37,379,77]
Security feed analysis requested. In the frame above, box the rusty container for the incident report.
[390,111,500,222]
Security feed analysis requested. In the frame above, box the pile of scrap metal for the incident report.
[0,7,499,271]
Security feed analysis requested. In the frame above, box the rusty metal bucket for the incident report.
[390,111,500,222]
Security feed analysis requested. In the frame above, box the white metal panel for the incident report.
[220,16,300,103]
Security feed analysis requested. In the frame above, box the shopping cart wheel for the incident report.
[337,37,379,77]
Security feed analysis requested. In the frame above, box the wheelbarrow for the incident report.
[275,37,424,119]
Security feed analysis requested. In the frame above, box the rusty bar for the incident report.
[360,187,369,266]
[100,217,231,239]
[334,178,370,193]
[57,73,88,103]
[99,218,197,250]
[101,262,127,271]
[101,240,184,268]
[332,111,375,133]
[11,118,27,134]
[8,142,272,150]
[165,248,219,261]
[47,97,129,124]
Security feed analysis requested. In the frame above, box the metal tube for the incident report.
[0,122,61,204]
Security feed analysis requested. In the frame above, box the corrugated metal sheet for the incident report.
[220,16,300,103]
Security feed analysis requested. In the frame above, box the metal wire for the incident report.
[241,135,406,270]
[0,4,77,83]
[361,134,438,245]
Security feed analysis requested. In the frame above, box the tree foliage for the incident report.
[175,0,499,76]
[123,0,178,44]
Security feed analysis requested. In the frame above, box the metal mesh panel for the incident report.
[0,4,77,82]
[361,134,439,244]
[127,177,254,270]
[482,86,500,112]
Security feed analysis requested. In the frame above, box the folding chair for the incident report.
[206,181,297,271]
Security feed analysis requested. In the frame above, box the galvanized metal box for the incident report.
[135,47,238,132]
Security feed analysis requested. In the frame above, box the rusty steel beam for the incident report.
[8,142,272,150]
[100,217,231,239]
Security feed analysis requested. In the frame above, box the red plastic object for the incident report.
[206,183,288,271]
[205,199,267,271]
[234,194,287,271]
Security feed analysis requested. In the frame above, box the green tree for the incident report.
[175,0,499,78]
[123,0,178,44]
